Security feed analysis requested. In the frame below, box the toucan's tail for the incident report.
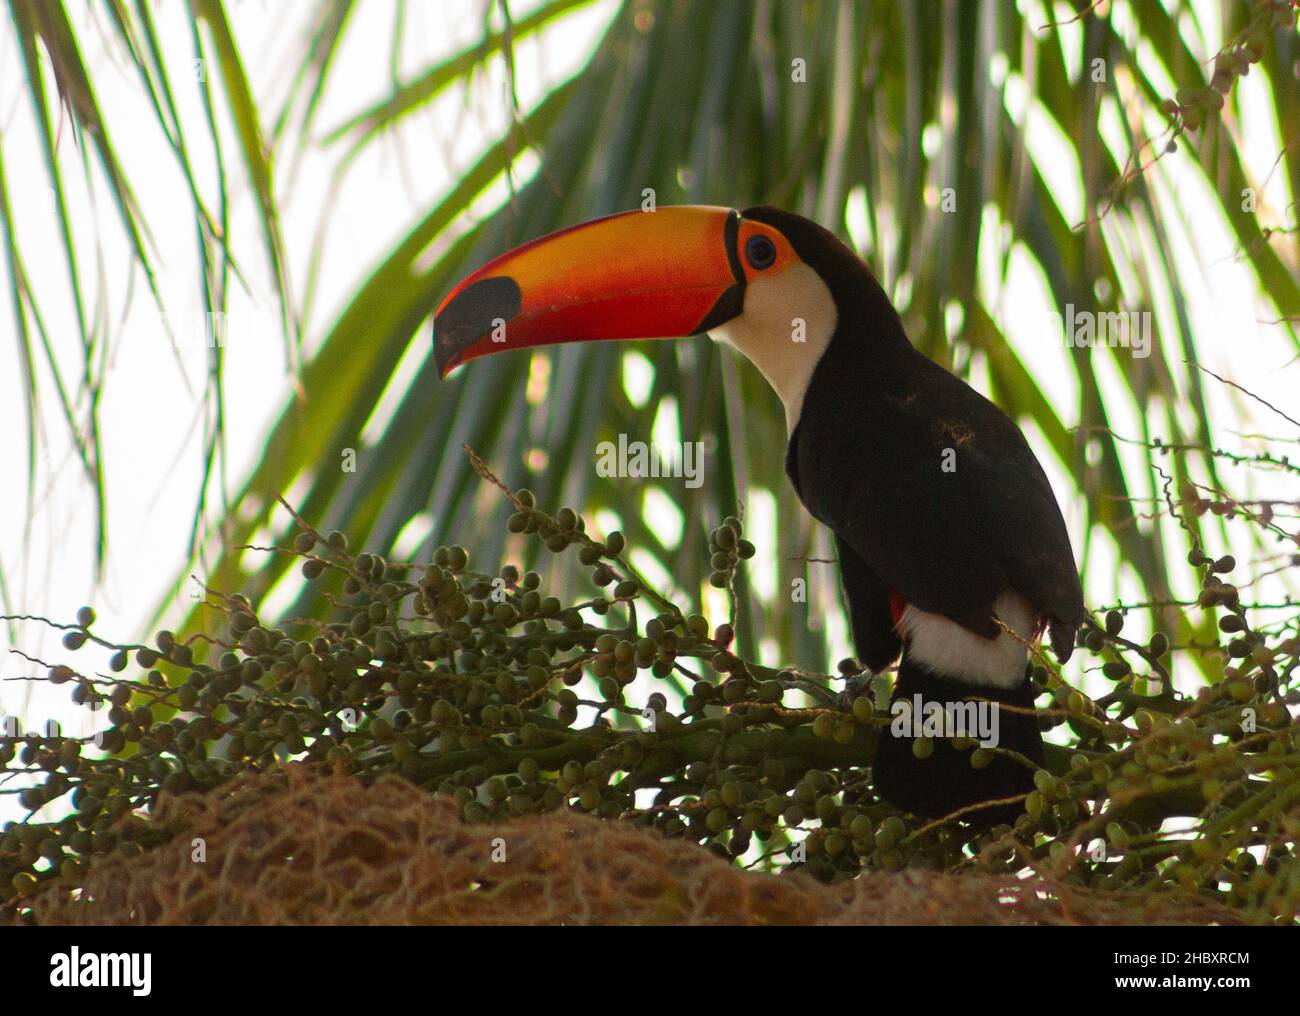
[872,652,1045,827]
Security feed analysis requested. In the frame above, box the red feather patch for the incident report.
[889,590,906,627]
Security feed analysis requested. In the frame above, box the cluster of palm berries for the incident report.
[643,752,956,879]
[3,501,841,902]
[706,516,756,588]
[507,489,634,597]
[3,489,1297,913]
[1158,3,1288,135]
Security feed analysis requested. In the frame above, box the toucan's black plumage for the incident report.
[877,661,1047,825]
[747,207,1084,822]
[748,208,1082,656]
[433,204,1085,825]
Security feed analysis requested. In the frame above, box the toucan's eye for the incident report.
[745,235,776,270]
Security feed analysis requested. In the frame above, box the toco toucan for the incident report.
[433,206,1084,824]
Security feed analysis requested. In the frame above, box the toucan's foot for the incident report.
[836,670,874,712]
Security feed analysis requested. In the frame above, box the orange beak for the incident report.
[434,206,745,376]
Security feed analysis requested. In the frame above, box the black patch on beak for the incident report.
[433,275,522,374]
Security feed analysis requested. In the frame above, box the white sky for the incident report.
[0,0,616,798]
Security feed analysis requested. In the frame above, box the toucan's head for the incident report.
[433,205,857,428]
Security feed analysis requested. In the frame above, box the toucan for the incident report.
[433,206,1085,824]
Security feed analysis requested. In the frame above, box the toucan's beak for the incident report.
[434,206,745,376]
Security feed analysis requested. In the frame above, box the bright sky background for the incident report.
[0,0,617,817]
[0,0,1296,829]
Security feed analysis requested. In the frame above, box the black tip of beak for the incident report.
[433,275,522,375]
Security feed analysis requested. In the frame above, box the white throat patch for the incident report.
[897,590,1037,689]
[706,262,837,432]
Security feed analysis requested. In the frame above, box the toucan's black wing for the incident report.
[789,350,1084,660]
[833,533,901,670]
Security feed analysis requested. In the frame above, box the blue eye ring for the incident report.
[745,235,777,270]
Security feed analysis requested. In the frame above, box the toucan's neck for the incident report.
[718,259,919,433]
[819,225,923,356]
[790,258,923,439]
[780,226,923,398]
[708,262,841,432]
[782,260,923,495]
